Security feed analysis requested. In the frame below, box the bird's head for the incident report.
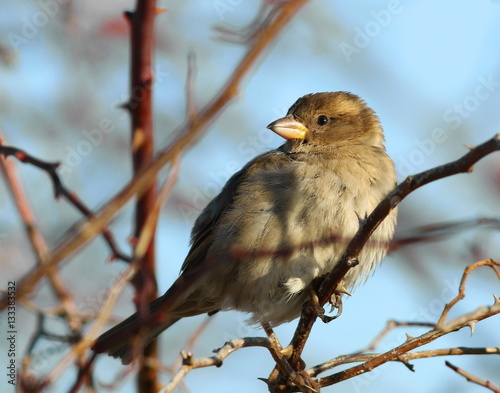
[267,92,385,149]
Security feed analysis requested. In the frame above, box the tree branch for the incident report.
[125,1,160,391]
[0,143,132,263]
[0,138,81,332]
[159,337,272,393]
[309,347,500,377]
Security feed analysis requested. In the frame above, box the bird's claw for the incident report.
[308,283,349,323]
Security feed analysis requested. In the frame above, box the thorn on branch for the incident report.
[404,175,414,184]
[401,360,415,372]
[355,211,367,227]
[466,320,477,336]
[141,69,153,88]
[118,101,132,112]
[405,333,414,342]
[123,10,133,23]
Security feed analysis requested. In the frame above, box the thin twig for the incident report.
[437,259,500,326]
[446,361,500,393]
[186,51,197,125]
[159,337,272,393]
[0,144,132,263]
[355,320,435,355]
[170,315,213,372]
[0,138,81,331]
[126,155,181,366]
[56,263,139,393]
[315,296,500,388]
[390,217,500,251]
[309,347,500,378]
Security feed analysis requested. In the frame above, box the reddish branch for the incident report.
[125,1,160,391]
[0,143,132,264]
[390,217,500,251]
[0,141,80,331]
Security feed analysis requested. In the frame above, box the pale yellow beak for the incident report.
[267,116,308,140]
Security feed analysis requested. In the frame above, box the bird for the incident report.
[91,91,397,364]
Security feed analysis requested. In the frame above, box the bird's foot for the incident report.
[308,281,351,323]
[308,287,336,323]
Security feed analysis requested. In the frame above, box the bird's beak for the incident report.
[267,116,308,140]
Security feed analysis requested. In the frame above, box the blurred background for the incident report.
[1,0,499,392]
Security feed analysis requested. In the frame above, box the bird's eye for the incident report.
[317,115,329,126]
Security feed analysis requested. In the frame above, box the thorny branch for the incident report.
[159,259,499,392]
[438,259,500,326]
[0,138,81,332]
[126,1,160,391]
[159,337,272,393]
[309,260,500,390]
[287,133,500,370]
[0,143,132,264]
[309,347,500,378]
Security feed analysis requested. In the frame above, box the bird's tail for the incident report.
[92,272,220,364]
[91,295,180,365]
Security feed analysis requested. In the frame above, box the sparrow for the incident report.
[92,91,397,364]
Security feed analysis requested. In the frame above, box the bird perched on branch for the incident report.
[92,91,397,364]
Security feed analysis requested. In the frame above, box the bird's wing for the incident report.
[180,152,269,274]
